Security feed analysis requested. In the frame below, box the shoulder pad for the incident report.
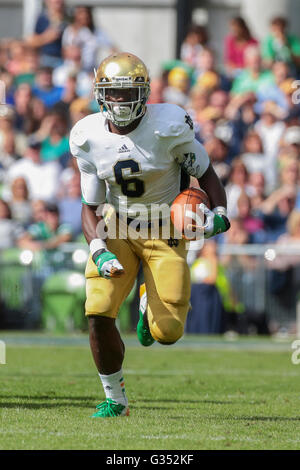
[154,121,186,138]
[151,104,194,139]
[72,128,87,147]
[70,124,90,156]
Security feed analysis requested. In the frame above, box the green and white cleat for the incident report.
[91,398,129,418]
[137,284,155,347]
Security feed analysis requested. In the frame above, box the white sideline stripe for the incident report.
[124,368,299,377]
[141,435,261,443]
[1,428,299,445]
[124,369,194,376]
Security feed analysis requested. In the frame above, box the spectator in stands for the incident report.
[0,199,23,249]
[224,218,249,245]
[13,84,33,133]
[52,44,92,99]
[0,131,19,182]
[0,106,14,148]
[257,185,297,241]
[52,45,82,88]
[69,97,91,126]
[241,130,277,192]
[280,80,300,117]
[256,61,291,114]
[180,24,209,69]
[221,218,255,270]
[225,159,255,219]
[198,118,217,144]
[57,172,82,237]
[9,177,32,226]
[209,90,230,119]
[54,75,78,126]
[193,48,231,92]
[18,202,72,252]
[5,138,60,202]
[204,137,230,185]
[241,131,265,172]
[281,125,300,157]
[224,16,258,76]
[186,86,209,135]
[32,66,64,108]
[37,109,70,168]
[225,92,259,158]
[231,46,274,96]
[249,172,266,209]
[254,101,286,159]
[163,67,190,107]
[24,98,47,136]
[6,41,29,77]
[236,191,266,243]
[0,41,9,69]
[31,199,47,224]
[0,67,14,105]
[186,240,223,334]
[26,0,68,69]
[62,5,116,72]
[0,105,27,158]
[61,5,97,73]
[57,156,80,195]
[262,17,300,72]
[279,156,299,187]
[278,210,300,247]
[14,47,40,87]
[268,211,300,299]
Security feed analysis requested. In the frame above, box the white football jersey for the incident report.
[69,103,209,219]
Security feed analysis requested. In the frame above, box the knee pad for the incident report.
[150,315,184,344]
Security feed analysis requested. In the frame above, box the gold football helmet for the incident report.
[94,52,150,127]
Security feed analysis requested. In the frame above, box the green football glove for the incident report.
[199,204,231,239]
[93,249,124,279]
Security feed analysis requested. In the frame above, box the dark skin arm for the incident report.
[82,203,124,279]
[197,163,227,210]
[81,203,102,244]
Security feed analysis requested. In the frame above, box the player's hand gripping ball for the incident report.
[170,187,210,241]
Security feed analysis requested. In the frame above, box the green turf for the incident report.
[0,334,300,450]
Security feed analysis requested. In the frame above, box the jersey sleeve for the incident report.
[170,138,210,179]
[69,121,106,206]
[77,157,106,206]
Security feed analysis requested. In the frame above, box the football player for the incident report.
[69,52,230,418]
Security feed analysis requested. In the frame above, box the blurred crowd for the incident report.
[0,0,300,257]
[0,0,116,252]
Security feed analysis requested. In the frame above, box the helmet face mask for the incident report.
[94,53,150,127]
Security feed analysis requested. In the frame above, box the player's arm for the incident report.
[77,157,124,279]
[172,139,230,238]
[197,163,230,238]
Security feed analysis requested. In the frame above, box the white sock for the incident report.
[99,369,128,406]
[139,291,147,316]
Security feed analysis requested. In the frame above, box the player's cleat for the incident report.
[91,398,129,418]
[137,284,155,347]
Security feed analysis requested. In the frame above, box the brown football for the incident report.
[170,187,211,240]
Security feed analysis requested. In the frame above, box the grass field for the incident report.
[0,333,300,450]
